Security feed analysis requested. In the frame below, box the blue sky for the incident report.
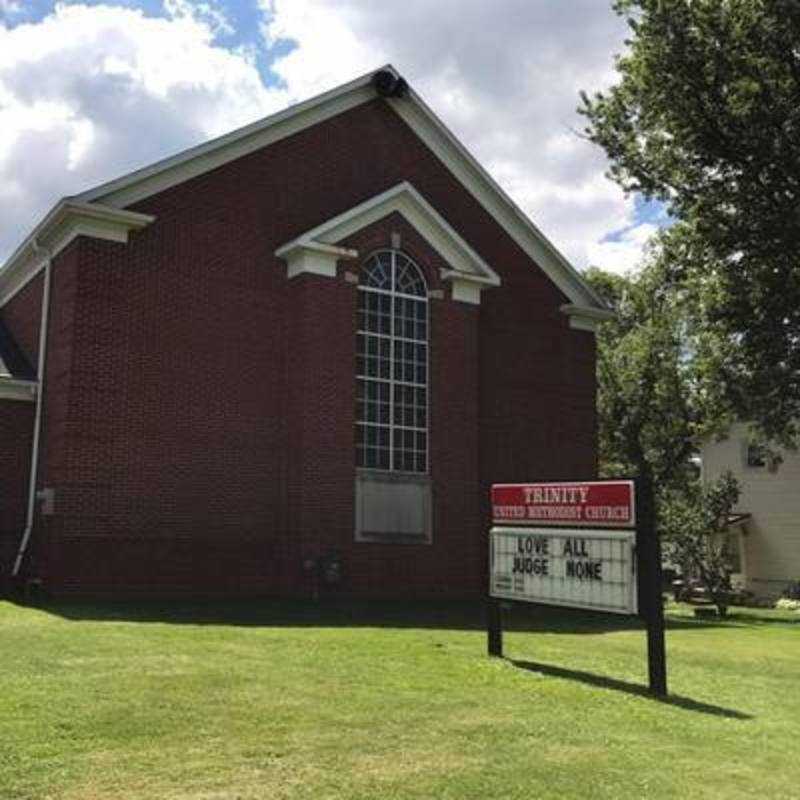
[0,0,661,272]
[2,0,291,84]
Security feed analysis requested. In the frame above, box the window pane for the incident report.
[361,253,392,290]
[395,254,427,296]
[356,250,428,474]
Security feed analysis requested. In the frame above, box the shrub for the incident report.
[661,472,740,617]
[781,581,800,601]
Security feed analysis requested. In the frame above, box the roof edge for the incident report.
[78,66,388,209]
[1,64,608,314]
[560,302,616,333]
[0,200,154,307]
[385,87,608,310]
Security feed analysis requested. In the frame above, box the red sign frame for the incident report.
[491,480,636,529]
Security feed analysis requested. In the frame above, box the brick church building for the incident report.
[0,67,611,597]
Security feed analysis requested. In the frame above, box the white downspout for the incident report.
[12,239,52,578]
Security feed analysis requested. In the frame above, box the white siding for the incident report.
[702,423,800,596]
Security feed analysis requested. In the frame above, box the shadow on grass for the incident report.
[509,658,753,720]
[5,596,779,634]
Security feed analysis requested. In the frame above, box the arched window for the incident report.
[356,250,428,473]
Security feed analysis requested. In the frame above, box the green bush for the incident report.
[781,581,800,601]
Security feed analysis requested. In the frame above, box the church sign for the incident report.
[491,480,635,528]
[489,480,637,614]
[490,526,637,614]
[487,478,667,696]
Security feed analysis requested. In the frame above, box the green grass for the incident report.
[0,599,797,800]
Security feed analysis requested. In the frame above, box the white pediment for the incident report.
[275,182,500,304]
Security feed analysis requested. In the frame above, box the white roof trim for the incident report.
[0,376,37,402]
[439,269,497,286]
[77,71,379,209]
[1,65,608,314]
[385,88,607,310]
[288,241,360,260]
[276,181,500,289]
[560,303,616,333]
[0,201,154,307]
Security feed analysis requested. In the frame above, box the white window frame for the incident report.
[355,249,429,475]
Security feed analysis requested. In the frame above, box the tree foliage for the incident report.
[584,255,693,591]
[587,259,742,611]
[580,0,800,442]
[660,471,741,616]
[585,253,700,495]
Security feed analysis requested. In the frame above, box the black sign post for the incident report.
[635,479,667,696]
[487,597,503,657]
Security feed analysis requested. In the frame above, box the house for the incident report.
[702,423,800,599]
[0,67,611,598]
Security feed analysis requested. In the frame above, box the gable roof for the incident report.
[0,65,610,318]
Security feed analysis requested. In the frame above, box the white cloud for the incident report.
[588,223,661,275]
[263,0,651,270]
[0,2,288,260]
[0,0,657,274]
[262,1,383,100]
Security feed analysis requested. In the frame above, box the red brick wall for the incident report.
[0,400,34,586]
[36,233,287,593]
[283,268,355,595]
[479,284,597,485]
[22,97,595,596]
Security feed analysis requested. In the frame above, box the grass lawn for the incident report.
[0,599,798,800]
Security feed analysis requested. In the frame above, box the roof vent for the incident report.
[373,70,408,98]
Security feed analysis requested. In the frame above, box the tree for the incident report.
[585,254,698,499]
[660,471,741,616]
[580,0,800,443]
[586,254,739,612]
[584,254,700,590]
